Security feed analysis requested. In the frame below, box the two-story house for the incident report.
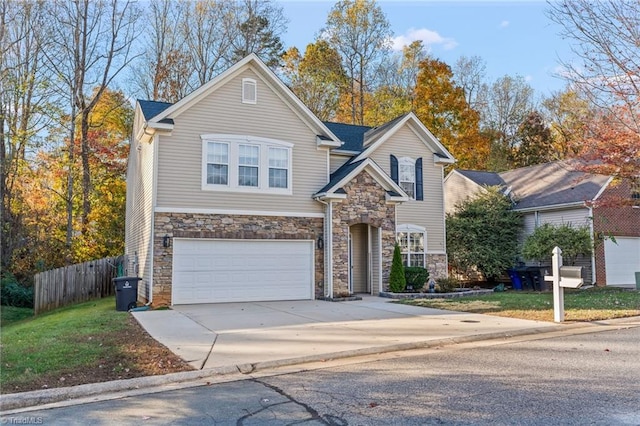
[126,54,455,306]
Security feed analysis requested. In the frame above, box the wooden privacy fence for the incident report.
[34,256,124,315]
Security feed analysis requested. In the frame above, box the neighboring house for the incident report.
[125,54,455,306]
[444,161,640,287]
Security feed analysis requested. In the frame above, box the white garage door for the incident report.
[604,237,640,286]
[172,239,314,304]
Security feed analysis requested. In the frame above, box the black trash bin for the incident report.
[113,276,141,311]
[526,267,543,291]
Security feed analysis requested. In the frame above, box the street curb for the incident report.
[2,316,638,412]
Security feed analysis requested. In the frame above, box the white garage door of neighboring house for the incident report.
[172,239,314,304]
[604,237,640,286]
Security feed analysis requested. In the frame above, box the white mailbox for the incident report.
[559,266,583,288]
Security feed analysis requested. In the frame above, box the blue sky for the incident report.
[279,1,573,98]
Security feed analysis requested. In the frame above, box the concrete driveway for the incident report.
[132,296,559,371]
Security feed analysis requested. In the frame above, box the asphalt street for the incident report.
[3,325,639,425]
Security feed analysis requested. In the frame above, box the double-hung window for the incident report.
[397,224,426,267]
[399,158,415,199]
[202,135,293,194]
[206,142,229,185]
[268,147,288,188]
[390,155,423,200]
[238,144,259,187]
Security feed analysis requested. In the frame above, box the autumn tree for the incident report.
[482,75,536,171]
[231,0,287,68]
[547,1,639,187]
[365,40,427,126]
[511,111,554,167]
[0,1,54,279]
[542,88,593,159]
[43,0,140,251]
[547,0,640,127]
[413,57,489,170]
[323,0,392,125]
[282,41,347,121]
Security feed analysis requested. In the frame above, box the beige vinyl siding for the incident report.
[124,124,156,300]
[155,68,326,214]
[444,171,486,214]
[368,123,446,252]
[330,153,351,174]
[537,208,591,228]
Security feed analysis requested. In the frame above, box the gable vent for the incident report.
[242,78,257,104]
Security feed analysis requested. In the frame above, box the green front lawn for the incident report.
[1,297,131,391]
[400,287,640,322]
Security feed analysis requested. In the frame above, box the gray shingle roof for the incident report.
[456,161,610,210]
[138,99,174,124]
[322,122,371,152]
[499,161,609,209]
[315,159,366,195]
[458,169,505,187]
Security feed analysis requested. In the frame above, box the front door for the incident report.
[349,224,369,293]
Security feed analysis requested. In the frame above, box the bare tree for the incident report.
[132,0,188,101]
[547,0,640,130]
[43,0,140,248]
[452,55,488,112]
[322,0,392,125]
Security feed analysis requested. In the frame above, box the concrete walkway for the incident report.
[131,296,559,370]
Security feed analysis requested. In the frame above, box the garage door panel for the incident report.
[604,237,640,286]
[172,239,314,304]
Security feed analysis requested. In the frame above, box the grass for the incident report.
[1,305,34,325]
[1,297,131,390]
[399,287,640,322]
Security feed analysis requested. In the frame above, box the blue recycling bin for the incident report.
[507,269,523,290]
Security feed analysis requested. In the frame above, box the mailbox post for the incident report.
[544,246,583,323]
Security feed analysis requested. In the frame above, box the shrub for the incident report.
[446,187,522,282]
[436,277,459,293]
[404,267,429,291]
[389,244,406,293]
[1,273,34,308]
[522,223,592,265]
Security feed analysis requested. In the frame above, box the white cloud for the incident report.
[525,75,533,82]
[500,20,510,29]
[391,28,458,51]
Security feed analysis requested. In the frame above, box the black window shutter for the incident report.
[390,155,398,184]
[415,157,423,201]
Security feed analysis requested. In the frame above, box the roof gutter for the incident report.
[514,201,587,213]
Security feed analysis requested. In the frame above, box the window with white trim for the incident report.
[399,157,415,199]
[238,144,259,187]
[206,142,229,185]
[268,147,288,188]
[202,135,293,194]
[396,224,426,267]
[242,78,257,104]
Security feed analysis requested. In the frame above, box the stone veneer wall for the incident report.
[153,213,324,305]
[331,170,396,295]
[426,253,448,280]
